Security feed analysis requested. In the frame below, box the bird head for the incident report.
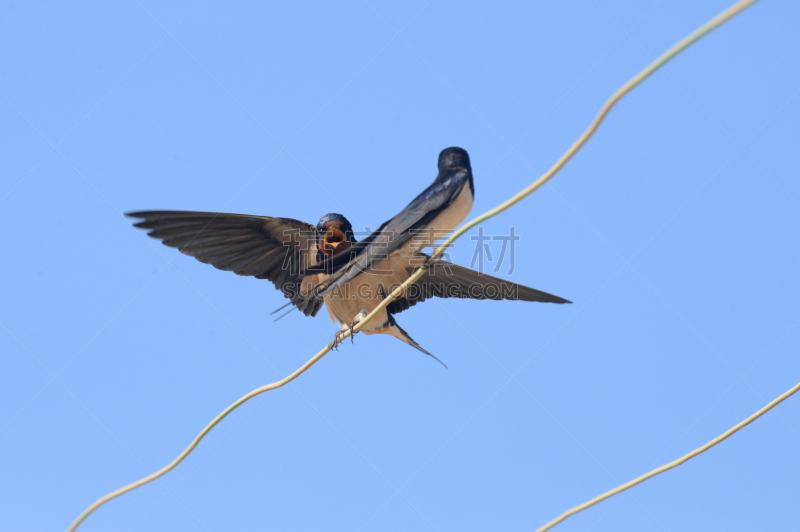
[437,147,471,173]
[316,213,355,258]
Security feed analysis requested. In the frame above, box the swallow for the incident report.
[128,147,570,366]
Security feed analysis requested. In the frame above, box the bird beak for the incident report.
[321,226,350,257]
[324,227,345,248]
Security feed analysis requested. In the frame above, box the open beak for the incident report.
[321,226,349,256]
[325,227,345,247]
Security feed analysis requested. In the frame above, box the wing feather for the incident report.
[388,259,570,315]
[128,210,324,316]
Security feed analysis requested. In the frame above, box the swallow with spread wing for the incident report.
[128,147,570,366]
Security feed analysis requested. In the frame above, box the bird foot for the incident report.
[331,320,360,350]
[349,319,358,344]
[332,330,346,351]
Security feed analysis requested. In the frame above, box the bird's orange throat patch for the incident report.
[320,226,351,257]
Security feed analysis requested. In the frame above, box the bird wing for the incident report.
[387,259,571,315]
[127,210,325,316]
[304,163,473,300]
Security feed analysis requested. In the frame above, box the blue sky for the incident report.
[2,1,799,531]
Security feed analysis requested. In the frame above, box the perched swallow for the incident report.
[128,147,570,365]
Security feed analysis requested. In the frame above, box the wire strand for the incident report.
[535,380,800,532]
[67,1,761,530]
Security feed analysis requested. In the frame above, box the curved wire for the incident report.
[67,1,760,530]
[67,350,327,532]
[535,380,800,532]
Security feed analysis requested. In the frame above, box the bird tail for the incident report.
[386,317,447,368]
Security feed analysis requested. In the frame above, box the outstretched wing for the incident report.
[387,259,571,315]
[127,210,324,316]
